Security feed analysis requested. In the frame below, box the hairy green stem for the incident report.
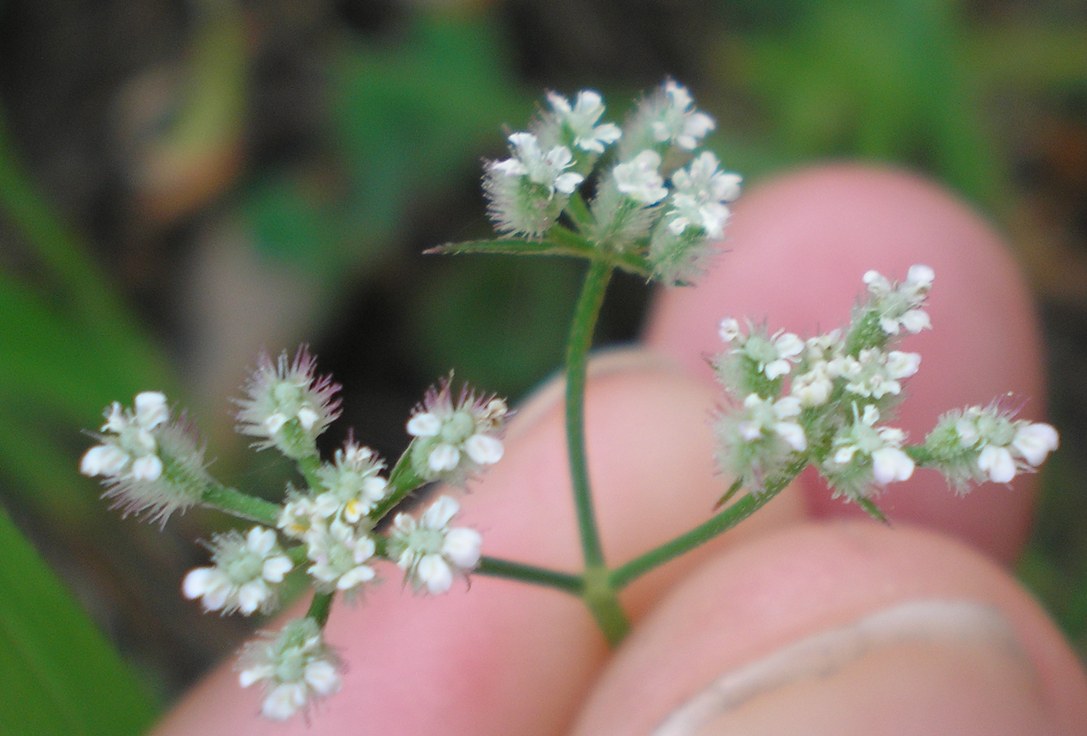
[370,448,426,523]
[609,460,806,589]
[565,260,630,642]
[475,556,583,595]
[201,483,281,526]
[307,591,335,628]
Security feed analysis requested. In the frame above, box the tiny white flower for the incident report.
[388,495,482,596]
[183,526,293,615]
[238,618,342,721]
[547,90,622,153]
[491,132,583,196]
[407,377,510,484]
[304,519,377,596]
[666,151,742,239]
[652,80,716,150]
[863,265,935,336]
[314,441,388,523]
[613,150,669,205]
[825,404,914,498]
[81,392,208,524]
[235,347,341,460]
[1012,422,1060,466]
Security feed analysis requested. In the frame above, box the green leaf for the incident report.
[0,504,158,734]
[857,497,890,525]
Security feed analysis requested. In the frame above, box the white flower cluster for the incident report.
[714,265,1060,504]
[406,376,510,484]
[235,346,342,460]
[483,80,741,284]
[388,495,483,595]
[924,405,1059,489]
[182,526,293,615]
[80,391,207,523]
[239,618,342,721]
[82,351,503,723]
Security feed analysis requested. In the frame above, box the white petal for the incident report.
[428,444,460,472]
[80,444,129,477]
[406,412,442,437]
[304,660,342,696]
[775,422,807,452]
[764,359,791,380]
[263,555,293,583]
[465,434,504,465]
[978,445,1016,484]
[182,567,215,599]
[130,454,163,481]
[421,495,459,529]
[237,581,269,614]
[1012,423,1059,466]
[296,407,319,431]
[134,391,169,429]
[900,309,931,334]
[907,263,935,287]
[247,526,277,555]
[442,528,482,569]
[337,565,375,590]
[417,554,454,595]
[553,172,584,195]
[238,664,273,688]
[872,447,915,484]
[262,683,307,721]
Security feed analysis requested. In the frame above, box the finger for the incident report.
[154,351,804,734]
[644,164,1046,562]
[572,520,1087,735]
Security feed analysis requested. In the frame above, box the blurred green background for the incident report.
[1,0,1085,731]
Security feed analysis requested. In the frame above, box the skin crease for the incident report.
[155,164,1087,734]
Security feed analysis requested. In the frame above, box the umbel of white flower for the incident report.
[481,80,741,286]
[924,404,1059,489]
[406,377,509,483]
[80,391,208,523]
[712,264,1061,504]
[388,495,482,595]
[182,526,293,615]
[239,618,342,721]
[304,519,378,597]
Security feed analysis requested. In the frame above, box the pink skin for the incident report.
[156,165,1085,734]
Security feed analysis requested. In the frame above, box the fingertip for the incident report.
[572,521,1087,736]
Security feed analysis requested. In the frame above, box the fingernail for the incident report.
[654,599,1048,736]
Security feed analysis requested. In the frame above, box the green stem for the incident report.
[201,483,281,526]
[564,260,631,643]
[370,448,426,523]
[566,260,613,569]
[475,556,583,595]
[610,461,805,589]
[307,591,335,628]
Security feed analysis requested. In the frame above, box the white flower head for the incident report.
[238,617,342,721]
[824,403,915,499]
[483,132,582,237]
[715,392,808,493]
[388,495,482,595]
[81,391,169,482]
[406,376,510,484]
[612,150,669,205]
[235,347,341,460]
[834,348,920,400]
[862,264,934,336]
[81,393,208,525]
[715,322,805,393]
[314,440,388,524]
[546,89,622,154]
[665,151,742,239]
[304,519,377,597]
[933,405,1060,486]
[650,80,716,150]
[183,526,293,616]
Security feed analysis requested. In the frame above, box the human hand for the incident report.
[156,164,1087,735]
